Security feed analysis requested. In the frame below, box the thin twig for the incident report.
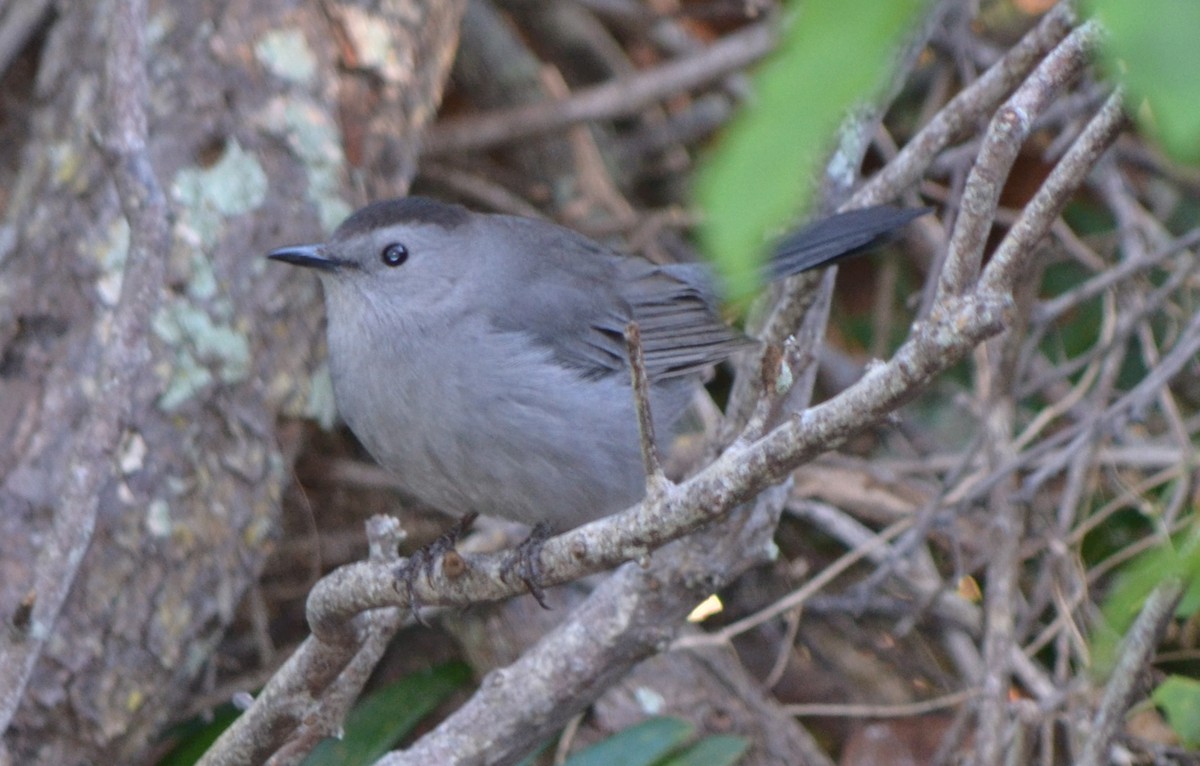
[973,362,1021,766]
[418,164,549,219]
[785,689,977,719]
[981,89,1126,295]
[1076,580,1185,766]
[624,322,669,497]
[676,518,913,649]
[853,2,1078,208]
[200,517,408,766]
[938,22,1099,301]
[422,22,774,156]
[1019,307,1200,502]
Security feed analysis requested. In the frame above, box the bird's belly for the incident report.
[334,348,687,529]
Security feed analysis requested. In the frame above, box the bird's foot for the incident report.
[396,511,479,624]
[502,521,551,609]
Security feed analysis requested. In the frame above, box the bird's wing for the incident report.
[488,220,746,382]
[615,259,752,380]
[487,224,638,380]
[488,205,926,382]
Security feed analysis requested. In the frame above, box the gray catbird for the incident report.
[269,197,922,531]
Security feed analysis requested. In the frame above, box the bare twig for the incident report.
[199,518,408,766]
[422,22,774,155]
[624,322,670,497]
[980,90,1127,295]
[973,363,1021,766]
[937,22,1099,302]
[675,518,912,649]
[963,77,1121,761]
[418,164,549,219]
[724,7,1080,437]
[785,689,977,719]
[853,2,1078,208]
[1077,580,1185,766]
[1018,306,1200,503]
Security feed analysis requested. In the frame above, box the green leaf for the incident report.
[1153,675,1200,748]
[1091,527,1200,675]
[694,0,928,303]
[302,661,472,766]
[1086,0,1200,163]
[156,704,242,766]
[513,740,553,766]
[1103,532,1200,630]
[564,717,694,766]
[657,735,749,766]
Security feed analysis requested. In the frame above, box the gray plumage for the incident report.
[269,197,922,529]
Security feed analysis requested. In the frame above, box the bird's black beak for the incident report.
[267,244,341,272]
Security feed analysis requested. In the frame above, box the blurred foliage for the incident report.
[301,661,471,766]
[655,735,748,766]
[1040,258,1103,357]
[1086,0,1200,164]
[1154,675,1200,749]
[155,661,471,766]
[1091,528,1200,677]
[553,717,747,766]
[694,0,928,303]
[156,704,242,766]
[558,717,692,766]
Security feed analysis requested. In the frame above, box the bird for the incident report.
[268,197,923,534]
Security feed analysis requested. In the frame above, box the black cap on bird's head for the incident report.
[267,196,471,273]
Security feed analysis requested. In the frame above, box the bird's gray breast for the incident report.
[327,307,691,529]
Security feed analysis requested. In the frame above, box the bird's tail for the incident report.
[768,205,929,281]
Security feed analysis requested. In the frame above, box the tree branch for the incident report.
[421,21,774,156]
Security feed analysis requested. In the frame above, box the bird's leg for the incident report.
[502,521,552,609]
[395,511,478,623]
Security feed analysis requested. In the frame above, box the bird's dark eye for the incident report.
[381,243,408,267]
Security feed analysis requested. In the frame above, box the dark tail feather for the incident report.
[768,206,929,281]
